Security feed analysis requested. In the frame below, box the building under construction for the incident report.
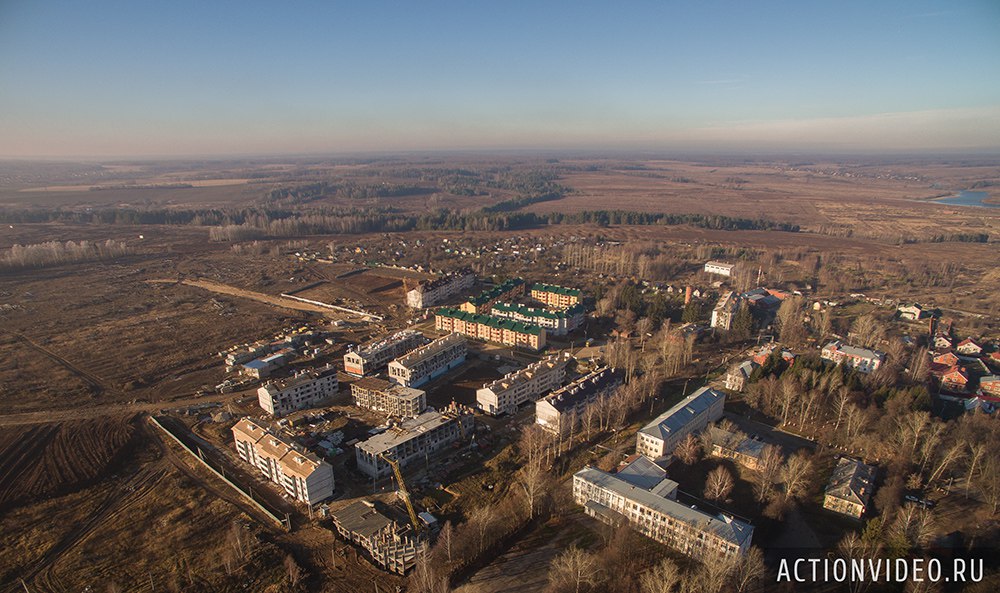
[330,500,420,574]
[343,330,426,376]
[354,402,474,479]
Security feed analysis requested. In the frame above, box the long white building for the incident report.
[535,367,623,435]
[573,457,753,560]
[257,364,339,416]
[636,387,725,460]
[477,353,570,416]
[354,404,474,478]
[387,333,467,388]
[351,376,426,418]
[232,418,334,505]
[704,261,735,277]
[344,330,426,376]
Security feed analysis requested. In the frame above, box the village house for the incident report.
[956,338,983,356]
[980,375,1000,397]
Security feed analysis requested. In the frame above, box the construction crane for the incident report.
[379,454,422,536]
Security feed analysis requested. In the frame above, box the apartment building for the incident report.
[435,308,547,351]
[387,333,467,388]
[354,403,474,478]
[636,387,725,460]
[405,268,475,309]
[232,418,334,505]
[535,367,623,435]
[459,278,526,314]
[351,376,426,418]
[530,282,582,308]
[344,330,426,376]
[824,457,877,519]
[477,353,571,416]
[330,500,418,574]
[257,364,339,417]
[491,302,585,336]
[573,458,753,560]
[703,261,735,277]
[711,291,740,330]
[820,341,885,374]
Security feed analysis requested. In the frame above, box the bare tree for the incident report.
[437,520,454,564]
[780,452,813,503]
[675,433,701,465]
[639,557,681,593]
[517,460,550,519]
[705,466,735,502]
[755,445,783,503]
[469,504,496,554]
[733,546,767,592]
[850,314,885,349]
[549,546,602,593]
[284,554,303,588]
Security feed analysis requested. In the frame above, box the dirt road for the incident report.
[146,278,333,315]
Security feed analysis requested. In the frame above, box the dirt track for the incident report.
[146,278,333,314]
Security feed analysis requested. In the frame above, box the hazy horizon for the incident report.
[2,1,999,158]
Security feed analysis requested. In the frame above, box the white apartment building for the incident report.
[535,367,623,435]
[820,341,885,374]
[257,364,339,416]
[636,387,725,460]
[354,404,474,478]
[477,353,570,416]
[405,269,474,309]
[351,376,426,418]
[704,261,735,277]
[711,291,740,330]
[232,418,335,505]
[573,458,753,560]
[344,330,426,376]
[387,333,466,388]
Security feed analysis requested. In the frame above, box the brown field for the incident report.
[1,155,999,592]
[0,415,135,511]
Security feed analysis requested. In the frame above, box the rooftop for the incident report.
[576,465,752,547]
[531,282,582,297]
[826,457,876,505]
[541,367,623,412]
[639,387,725,441]
[436,307,544,336]
[391,333,465,368]
[467,278,525,306]
[356,409,469,456]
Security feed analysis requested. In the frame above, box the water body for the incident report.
[933,190,1000,208]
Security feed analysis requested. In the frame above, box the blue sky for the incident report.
[1,0,998,157]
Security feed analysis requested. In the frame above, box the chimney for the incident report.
[685,286,693,305]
